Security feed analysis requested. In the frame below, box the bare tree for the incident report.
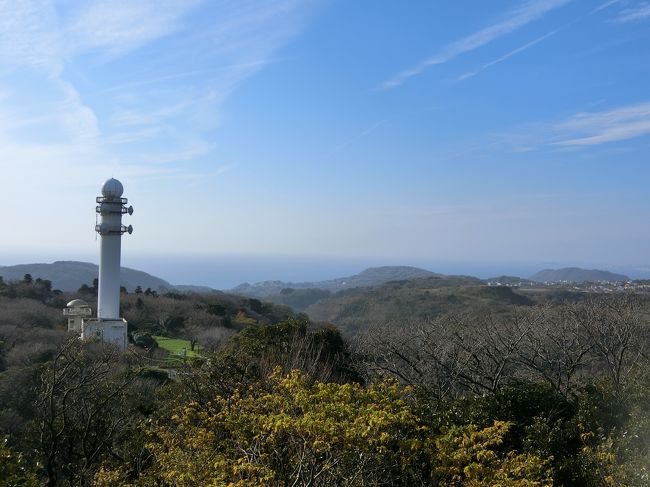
[356,296,650,403]
[575,296,649,391]
[512,305,595,397]
[35,339,135,486]
[355,316,468,402]
[451,310,539,394]
[194,326,234,351]
[258,328,335,383]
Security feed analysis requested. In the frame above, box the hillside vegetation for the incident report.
[0,261,173,292]
[3,271,650,485]
[230,265,440,298]
[0,273,292,372]
[236,267,634,335]
[302,276,589,335]
[530,267,629,283]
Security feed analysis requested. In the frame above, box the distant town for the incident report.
[487,278,650,294]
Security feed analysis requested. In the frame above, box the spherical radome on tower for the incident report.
[101,178,124,198]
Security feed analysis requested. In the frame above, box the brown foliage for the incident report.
[355,296,650,399]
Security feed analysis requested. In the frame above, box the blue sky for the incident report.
[2,0,650,281]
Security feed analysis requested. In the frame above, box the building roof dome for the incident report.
[66,299,89,308]
[101,178,124,198]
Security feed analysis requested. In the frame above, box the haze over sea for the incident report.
[2,251,649,290]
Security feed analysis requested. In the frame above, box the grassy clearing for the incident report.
[153,336,201,359]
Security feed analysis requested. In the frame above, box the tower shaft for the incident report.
[96,194,132,319]
[98,229,122,319]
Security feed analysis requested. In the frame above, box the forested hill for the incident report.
[230,265,440,298]
[0,261,172,292]
[303,275,544,335]
[530,267,629,283]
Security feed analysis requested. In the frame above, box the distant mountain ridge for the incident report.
[530,267,629,283]
[0,261,173,292]
[0,261,634,296]
[174,284,221,294]
[230,266,441,298]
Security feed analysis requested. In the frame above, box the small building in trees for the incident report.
[63,299,92,333]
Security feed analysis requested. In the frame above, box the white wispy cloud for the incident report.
[613,2,650,22]
[110,101,192,127]
[380,0,572,89]
[329,120,389,154]
[63,0,203,58]
[0,0,320,182]
[458,29,558,81]
[495,100,650,151]
[484,100,650,154]
[591,0,622,14]
[0,0,63,75]
[0,0,321,254]
[554,101,650,146]
[100,59,282,94]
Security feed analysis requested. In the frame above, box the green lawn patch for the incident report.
[153,336,200,359]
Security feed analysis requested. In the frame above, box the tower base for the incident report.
[82,318,128,352]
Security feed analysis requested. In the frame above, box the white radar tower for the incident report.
[80,178,133,351]
[96,178,133,319]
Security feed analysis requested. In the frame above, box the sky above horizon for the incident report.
[2,0,650,277]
